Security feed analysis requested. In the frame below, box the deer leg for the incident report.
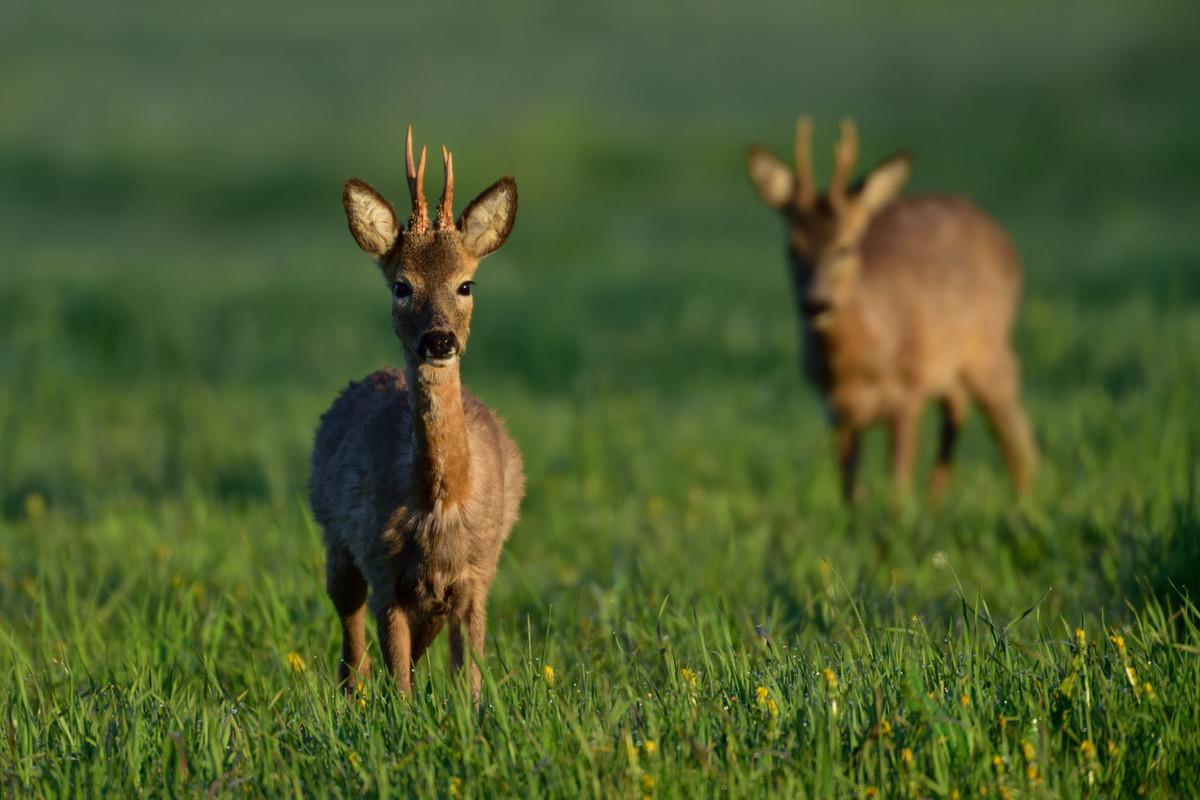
[377,605,414,695]
[408,616,444,675]
[448,619,465,676]
[465,595,488,702]
[969,349,1038,494]
[833,422,862,505]
[929,389,969,506]
[326,548,370,692]
[888,404,922,496]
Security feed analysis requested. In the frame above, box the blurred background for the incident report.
[2,0,1198,626]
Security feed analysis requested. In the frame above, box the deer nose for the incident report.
[418,330,459,360]
[803,297,832,318]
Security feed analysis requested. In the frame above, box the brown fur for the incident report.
[748,118,1037,503]
[310,128,523,698]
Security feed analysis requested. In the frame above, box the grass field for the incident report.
[3,1,1200,796]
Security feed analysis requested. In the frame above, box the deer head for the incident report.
[747,117,911,327]
[342,126,518,369]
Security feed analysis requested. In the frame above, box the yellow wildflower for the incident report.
[449,776,462,798]
[959,693,970,707]
[1142,682,1155,700]
[1027,765,1040,782]
[992,754,1004,772]
[348,751,361,770]
[900,747,914,767]
[354,680,369,709]
[950,791,960,800]
[998,714,1007,731]
[1021,740,1036,761]
[643,739,657,756]
[755,686,778,719]
[1125,665,1138,689]
[1075,628,1086,647]
[1080,740,1096,758]
[822,668,838,688]
[286,652,306,674]
[680,668,699,690]
[863,788,879,798]
[543,664,556,687]
[1110,634,1126,653]
[642,774,655,791]
[879,718,892,737]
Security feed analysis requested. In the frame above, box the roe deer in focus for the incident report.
[747,117,1037,504]
[310,127,524,698]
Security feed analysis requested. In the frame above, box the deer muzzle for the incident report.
[418,330,459,364]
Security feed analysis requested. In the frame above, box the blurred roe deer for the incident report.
[747,117,1037,503]
[310,127,524,699]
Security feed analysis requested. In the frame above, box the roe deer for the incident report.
[747,117,1037,504]
[310,127,524,699]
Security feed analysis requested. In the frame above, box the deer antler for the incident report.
[435,144,455,230]
[406,125,430,234]
[793,115,816,209]
[829,117,859,212]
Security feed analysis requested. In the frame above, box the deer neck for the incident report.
[407,361,471,512]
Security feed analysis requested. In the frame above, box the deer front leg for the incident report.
[889,404,922,496]
[464,595,488,702]
[833,422,862,505]
[929,390,968,507]
[326,551,370,692]
[448,619,465,675]
[377,605,414,695]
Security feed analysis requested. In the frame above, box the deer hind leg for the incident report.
[968,347,1038,494]
[326,547,370,692]
[833,422,862,505]
[928,388,969,506]
[888,402,923,496]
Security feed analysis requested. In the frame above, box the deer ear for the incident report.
[747,146,793,209]
[857,152,912,215]
[459,177,517,258]
[343,178,400,259]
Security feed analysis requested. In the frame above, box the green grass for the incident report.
[3,0,1200,796]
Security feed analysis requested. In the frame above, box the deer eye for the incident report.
[457,281,474,297]
[393,281,412,301]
